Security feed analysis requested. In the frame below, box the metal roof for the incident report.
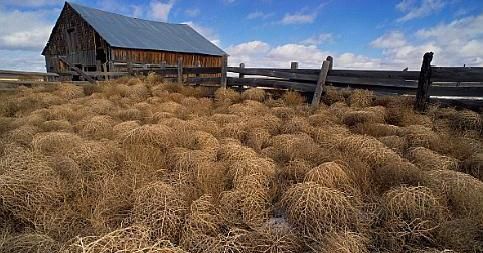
[67,2,226,56]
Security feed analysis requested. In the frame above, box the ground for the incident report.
[0,77,482,253]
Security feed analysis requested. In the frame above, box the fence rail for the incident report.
[226,52,483,111]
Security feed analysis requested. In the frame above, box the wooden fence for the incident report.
[1,52,482,111]
[227,52,483,111]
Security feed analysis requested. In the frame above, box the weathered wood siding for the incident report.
[42,4,108,72]
[110,48,223,67]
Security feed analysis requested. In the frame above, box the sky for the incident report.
[0,0,482,72]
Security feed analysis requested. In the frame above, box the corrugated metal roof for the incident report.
[68,2,226,56]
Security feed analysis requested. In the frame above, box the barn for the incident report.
[42,2,227,79]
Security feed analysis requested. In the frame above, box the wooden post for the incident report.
[311,60,331,108]
[324,56,333,95]
[127,62,133,76]
[177,57,183,84]
[414,52,434,112]
[291,62,298,70]
[160,61,166,78]
[221,55,228,88]
[195,60,201,86]
[239,63,245,79]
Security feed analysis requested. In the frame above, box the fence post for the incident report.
[311,60,331,108]
[195,60,201,86]
[324,56,333,95]
[221,55,228,88]
[177,57,183,84]
[239,63,245,79]
[414,52,434,112]
[127,62,133,76]
[291,62,298,70]
[160,61,166,78]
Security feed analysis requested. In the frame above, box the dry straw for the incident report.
[407,147,459,171]
[32,132,83,155]
[281,182,361,240]
[132,181,188,242]
[304,162,358,195]
[242,88,266,102]
[315,231,369,253]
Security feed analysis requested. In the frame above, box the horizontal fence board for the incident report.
[227,77,315,92]
[432,67,483,82]
[0,70,59,77]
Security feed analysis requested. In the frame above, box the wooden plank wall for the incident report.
[110,48,223,68]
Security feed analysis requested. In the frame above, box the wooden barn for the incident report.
[42,2,227,79]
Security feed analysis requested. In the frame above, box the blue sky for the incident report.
[0,0,482,71]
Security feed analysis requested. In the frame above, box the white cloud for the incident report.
[182,21,221,46]
[149,0,175,22]
[0,50,46,72]
[226,41,382,69]
[372,14,483,68]
[370,31,407,48]
[301,33,334,45]
[185,8,200,17]
[246,11,274,20]
[396,0,446,22]
[0,0,63,7]
[0,8,54,51]
[280,12,317,25]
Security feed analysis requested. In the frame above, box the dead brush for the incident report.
[67,140,123,179]
[378,135,408,154]
[314,231,369,253]
[4,125,40,146]
[121,124,173,151]
[271,106,296,120]
[270,133,320,163]
[244,114,282,135]
[210,113,241,125]
[0,233,61,253]
[281,91,305,106]
[337,134,403,167]
[219,177,271,228]
[0,164,64,225]
[39,119,73,132]
[166,147,217,172]
[404,125,441,150]
[461,152,482,181]
[245,127,271,152]
[434,218,483,253]
[304,162,359,195]
[75,115,115,140]
[132,181,188,242]
[32,132,83,156]
[249,219,303,253]
[353,122,405,137]
[373,160,424,192]
[448,110,482,133]
[322,87,346,105]
[53,84,85,100]
[281,182,361,240]
[242,88,266,102]
[82,98,116,115]
[279,116,313,134]
[348,89,374,108]
[217,140,258,167]
[174,130,219,151]
[227,101,270,117]
[114,108,144,121]
[423,170,483,222]
[342,110,384,127]
[407,147,459,171]
[214,88,240,104]
[227,156,277,189]
[112,121,141,140]
[194,161,228,198]
[65,225,188,253]
[379,186,448,246]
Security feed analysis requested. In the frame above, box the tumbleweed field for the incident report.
[0,75,482,253]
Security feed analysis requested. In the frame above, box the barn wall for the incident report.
[110,48,223,67]
[42,4,108,72]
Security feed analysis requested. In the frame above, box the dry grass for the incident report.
[0,81,481,252]
[281,182,361,240]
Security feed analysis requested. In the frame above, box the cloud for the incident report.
[372,14,483,68]
[370,31,407,48]
[184,8,200,17]
[226,41,382,69]
[0,49,46,72]
[0,8,54,51]
[1,0,63,7]
[301,33,335,45]
[246,11,274,20]
[278,4,326,25]
[396,0,446,22]
[149,0,175,22]
[182,21,221,46]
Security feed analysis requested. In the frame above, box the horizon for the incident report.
[0,0,482,72]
